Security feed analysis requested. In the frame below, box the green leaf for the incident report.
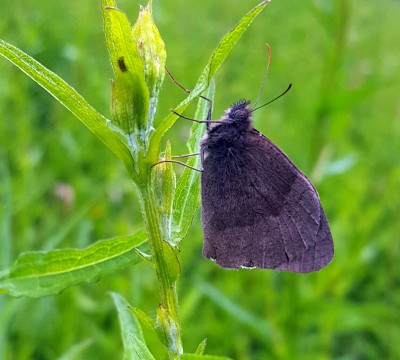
[151,140,176,243]
[128,306,175,356]
[162,240,181,283]
[130,337,157,360]
[0,39,135,179]
[194,338,207,355]
[111,292,152,360]
[133,247,153,265]
[193,1,271,94]
[181,354,232,360]
[171,82,215,245]
[128,306,156,333]
[0,231,147,298]
[150,0,271,153]
[132,0,166,126]
[102,0,150,142]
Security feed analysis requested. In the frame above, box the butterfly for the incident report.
[200,98,334,273]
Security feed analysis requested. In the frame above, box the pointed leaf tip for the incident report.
[151,0,271,146]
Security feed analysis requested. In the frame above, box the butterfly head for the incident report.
[227,100,251,120]
[206,100,252,134]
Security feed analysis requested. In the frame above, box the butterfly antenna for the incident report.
[165,66,191,94]
[166,66,213,119]
[251,83,292,113]
[251,44,272,109]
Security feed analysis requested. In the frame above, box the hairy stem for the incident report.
[138,178,182,359]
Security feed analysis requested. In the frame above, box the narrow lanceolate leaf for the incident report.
[194,338,207,355]
[111,292,151,360]
[171,82,215,245]
[130,338,157,360]
[128,306,156,333]
[193,0,271,93]
[0,231,147,298]
[132,0,166,127]
[0,39,135,179]
[150,0,271,151]
[102,0,150,145]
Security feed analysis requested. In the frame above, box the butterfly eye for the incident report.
[233,110,247,120]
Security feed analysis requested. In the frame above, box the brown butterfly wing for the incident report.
[201,129,334,273]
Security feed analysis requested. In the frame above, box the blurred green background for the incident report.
[1,0,399,359]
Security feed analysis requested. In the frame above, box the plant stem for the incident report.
[138,177,182,359]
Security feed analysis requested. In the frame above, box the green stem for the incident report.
[138,177,182,359]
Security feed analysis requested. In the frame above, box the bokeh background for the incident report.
[1,0,399,359]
